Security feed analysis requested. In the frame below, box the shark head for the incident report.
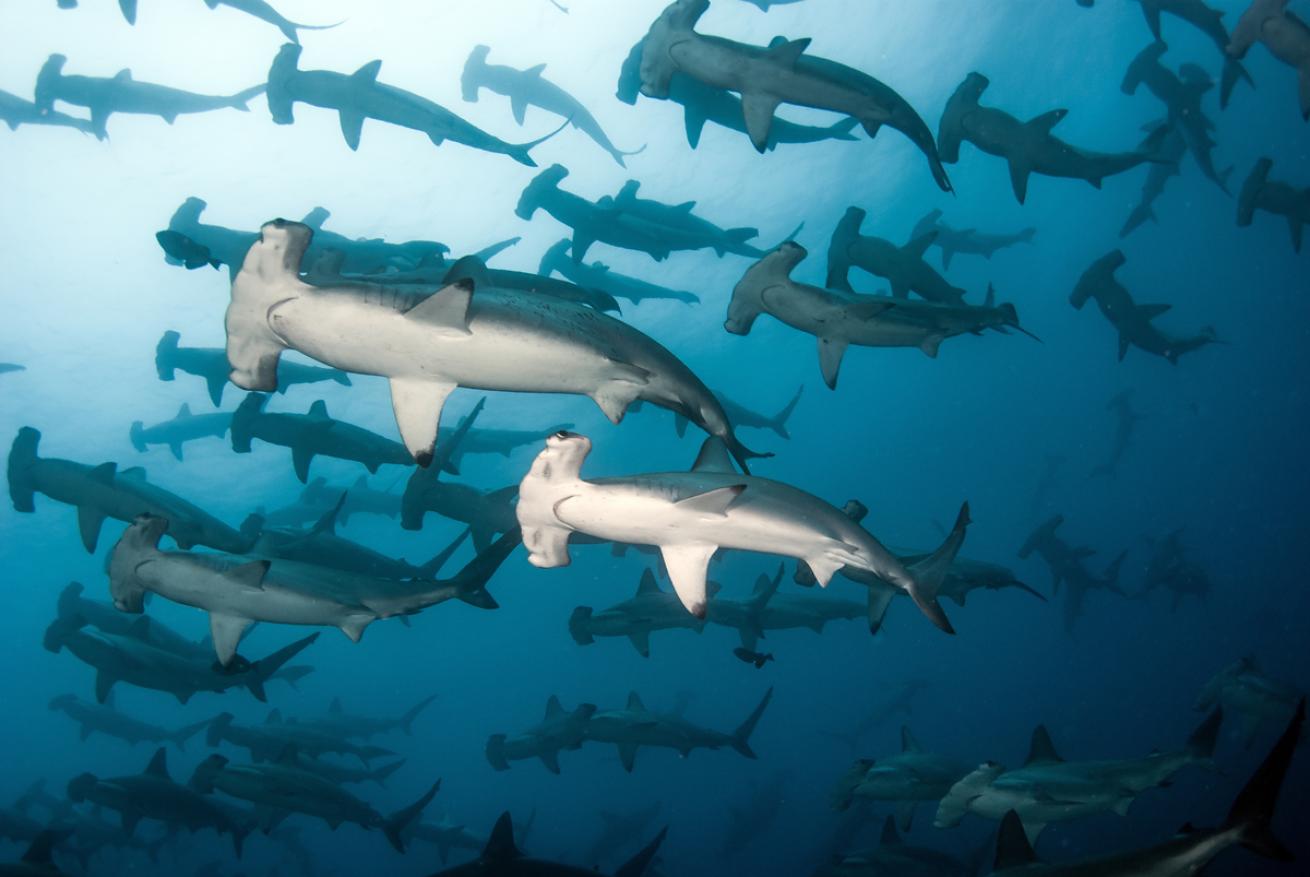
[249,220,313,281]
[529,431,591,485]
[108,515,168,613]
[266,44,304,124]
[515,165,569,220]
[658,0,710,30]
[33,54,68,113]
[461,45,491,101]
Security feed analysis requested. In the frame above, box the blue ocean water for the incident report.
[1,1,1308,875]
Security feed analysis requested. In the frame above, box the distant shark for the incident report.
[1092,390,1141,478]
[486,696,597,774]
[911,209,1035,270]
[1069,249,1217,364]
[584,688,773,771]
[48,691,207,750]
[539,239,700,305]
[1132,0,1253,107]
[130,403,232,461]
[462,45,644,166]
[1197,656,1303,746]
[938,72,1153,204]
[570,569,708,657]
[831,726,969,830]
[157,330,351,407]
[826,207,967,303]
[0,89,97,136]
[265,43,561,164]
[1018,514,1127,632]
[33,54,264,138]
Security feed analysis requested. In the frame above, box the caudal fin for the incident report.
[731,687,774,759]
[227,84,267,111]
[247,633,320,701]
[382,779,440,853]
[451,528,522,609]
[907,503,970,635]
[400,694,438,735]
[505,117,571,167]
[1222,698,1303,861]
[371,759,406,787]
[768,386,804,439]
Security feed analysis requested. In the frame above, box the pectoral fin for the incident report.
[740,92,780,153]
[539,750,561,774]
[627,630,651,658]
[817,337,848,390]
[618,742,638,772]
[388,379,456,468]
[660,543,717,618]
[338,111,365,151]
[77,506,108,553]
[209,613,255,667]
[510,96,528,125]
[1008,157,1032,204]
[291,444,315,483]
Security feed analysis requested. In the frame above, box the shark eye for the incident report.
[553,430,574,440]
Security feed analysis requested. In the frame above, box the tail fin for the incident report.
[16,830,69,869]
[415,528,470,578]
[569,606,595,645]
[826,117,860,141]
[504,117,571,168]
[906,503,970,635]
[170,718,210,751]
[1222,698,1303,861]
[400,694,438,735]
[731,687,774,759]
[1237,158,1272,227]
[614,827,668,877]
[1219,57,1251,110]
[451,528,522,609]
[371,759,406,787]
[486,734,510,771]
[129,421,147,453]
[247,633,320,701]
[830,759,872,811]
[769,386,804,439]
[8,426,41,512]
[228,83,267,111]
[1186,707,1223,760]
[382,779,440,853]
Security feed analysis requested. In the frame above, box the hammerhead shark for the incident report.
[265,44,561,164]
[634,0,951,190]
[1236,156,1310,252]
[938,72,1154,204]
[0,89,97,135]
[33,54,264,138]
[462,45,644,166]
[1070,249,1217,364]
[1133,0,1254,107]
[1227,0,1310,121]
[910,209,1035,269]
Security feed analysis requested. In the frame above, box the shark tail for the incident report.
[723,431,773,476]
[170,717,210,751]
[769,386,804,439]
[830,759,872,811]
[1221,699,1302,861]
[383,779,440,853]
[568,606,595,645]
[614,827,668,877]
[450,528,522,610]
[371,758,406,787]
[416,528,470,578]
[246,633,320,702]
[505,117,571,168]
[129,421,147,453]
[227,84,268,112]
[826,117,861,141]
[1219,57,1251,110]
[7,426,41,512]
[906,503,970,635]
[486,734,510,771]
[1236,158,1271,227]
[730,687,774,759]
[400,694,438,736]
[280,17,346,44]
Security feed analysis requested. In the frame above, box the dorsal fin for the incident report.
[880,815,900,846]
[266,708,283,724]
[901,726,922,753]
[482,812,521,862]
[20,831,61,866]
[1025,725,1063,765]
[627,691,646,712]
[442,256,492,289]
[309,494,345,537]
[690,438,738,474]
[1026,108,1068,134]
[635,569,660,596]
[994,811,1038,870]
[766,37,810,67]
[301,207,329,230]
[524,62,547,77]
[307,400,330,420]
[144,748,169,778]
[352,59,383,82]
[89,462,118,484]
[403,278,474,333]
[544,695,565,721]
[984,284,995,307]
[115,68,133,81]
[675,200,696,212]
[176,403,192,418]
